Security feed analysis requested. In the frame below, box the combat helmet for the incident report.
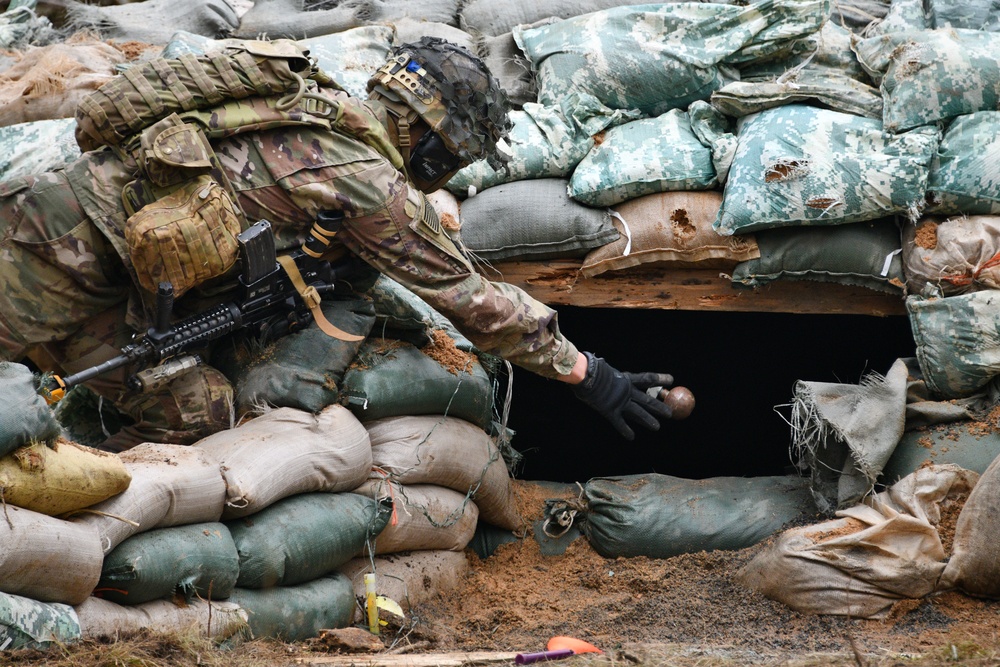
[367,37,512,171]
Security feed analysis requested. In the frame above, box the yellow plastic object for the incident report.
[364,573,379,635]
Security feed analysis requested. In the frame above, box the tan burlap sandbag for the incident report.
[75,596,247,640]
[337,550,470,616]
[581,191,759,278]
[0,39,124,126]
[0,505,103,605]
[739,464,977,619]
[67,442,227,554]
[364,415,522,530]
[939,453,1000,598]
[903,215,1000,296]
[352,480,479,554]
[195,405,372,519]
[0,439,130,516]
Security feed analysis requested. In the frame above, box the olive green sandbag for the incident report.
[226,492,391,589]
[0,362,61,458]
[341,338,494,429]
[220,298,376,414]
[229,574,355,641]
[96,522,240,605]
[0,591,80,650]
[581,473,815,558]
[881,425,1000,484]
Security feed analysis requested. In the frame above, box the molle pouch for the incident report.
[125,173,245,298]
[137,115,214,189]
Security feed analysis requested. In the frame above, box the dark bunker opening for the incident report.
[505,305,917,484]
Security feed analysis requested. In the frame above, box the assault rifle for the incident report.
[44,214,362,403]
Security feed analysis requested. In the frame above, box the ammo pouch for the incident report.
[123,115,247,298]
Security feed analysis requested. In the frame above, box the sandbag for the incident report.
[227,492,391,589]
[365,415,522,530]
[0,591,80,650]
[352,480,479,554]
[0,39,124,126]
[731,218,904,294]
[710,73,882,120]
[714,105,938,236]
[459,0,659,37]
[907,291,1000,399]
[581,191,758,278]
[234,0,362,39]
[0,117,79,183]
[475,30,537,109]
[364,0,461,27]
[0,439,131,516]
[338,550,470,614]
[341,338,494,430]
[459,178,618,262]
[66,0,240,44]
[299,26,395,99]
[392,17,475,53]
[363,274,474,350]
[446,104,593,197]
[0,3,61,51]
[75,596,246,640]
[925,111,1000,216]
[940,452,1000,597]
[902,215,1000,296]
[228,574,355,641]
[882,424,1000,484]
[0,362,61,458]
[96,522,240,606]
[0,505,103,605]
[219,298,376,415]
[853,28,1000,132]
[68,442,227,554]
[568,111,718,207]
[740,465,977,618]
[194,405,372,519]
[581,473,814,559]
[515,0,827,133]
[738,22,870,82]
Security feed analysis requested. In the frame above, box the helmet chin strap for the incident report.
[370,91,423,184]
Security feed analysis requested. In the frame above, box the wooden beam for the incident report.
[481,261,907,317]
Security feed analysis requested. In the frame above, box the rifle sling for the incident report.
[276,254,364,342]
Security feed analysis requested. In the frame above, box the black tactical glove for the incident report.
[571,352,675,441]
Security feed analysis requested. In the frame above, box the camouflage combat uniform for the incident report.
[0,87,579,449]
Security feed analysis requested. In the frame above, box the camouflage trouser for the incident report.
[0,171,234,450]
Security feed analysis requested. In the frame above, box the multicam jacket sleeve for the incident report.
[218,126,580,380]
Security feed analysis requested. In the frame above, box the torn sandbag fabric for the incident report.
[789,358,909,512]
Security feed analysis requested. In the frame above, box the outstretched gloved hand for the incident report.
[571,351,675,440]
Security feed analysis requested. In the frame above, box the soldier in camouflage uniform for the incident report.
[0,37,673,450]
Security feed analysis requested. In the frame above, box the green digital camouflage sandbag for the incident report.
[0,591,80,650]
[96,522,240,605]
[714,105,939,236]
[908,291,1000,399]
[731,218,904,294]
[854,28,1000,132]
[0,118,80,183]
[229,574,355,641]
[219,298,376,414]
[341,337,494,429]
[514,0,828,133]
[0,362,61,458]
[445,104,594,197]
[926,111,1000,216]
[227,492,390,589]
[739,22,869,82]
[881,423,1000,484]
[869,0,1000,32]
[568,110,718,207]
[582,473,814,559]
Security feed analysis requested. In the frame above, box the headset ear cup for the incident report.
[410,131,460,183]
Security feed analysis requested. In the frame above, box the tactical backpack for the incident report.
[73,39,403,300]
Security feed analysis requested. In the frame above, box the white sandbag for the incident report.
[0,505,103,605]
[739,464,978,619]
[68,442,227,554]
[195,405,372,519]
[902,215,1000,297]
[66,0,239,45]
[939,452,1000,598]
[352,480,479,554]
[390,16,475,51]
[365,415,521,530]
[75,596,247,640]
[338,550,470,614]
